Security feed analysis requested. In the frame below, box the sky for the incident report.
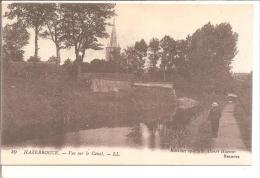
[2,3,253,73]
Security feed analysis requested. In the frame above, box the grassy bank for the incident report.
[2,67,66,146]
[233,76,252,151]
[234,103,251,150]
[2,64,177,146]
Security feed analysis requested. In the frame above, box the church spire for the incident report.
[105,18,121,61]
[109,18,118,47]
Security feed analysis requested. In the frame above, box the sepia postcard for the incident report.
[0,1,259,165]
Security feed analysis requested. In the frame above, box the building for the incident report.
[105,19,121,61]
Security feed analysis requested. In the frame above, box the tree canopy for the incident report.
[3,21,29,62]
[3,3,239,95]
[148,38,160,76]
[5,3,54,58]
[60,3,115,63]
[39,4,66,64]
[118,22,238,94]
[188,22,238,94]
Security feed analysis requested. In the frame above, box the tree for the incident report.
[160,35,176,81]
[174,39,190,79]
[40,4,65,65]
[5,3,54,59]
[148,38,160,76]
[188,22,238,94]
[214,23,238,72]
[122,46,140,76]
[60,3,115,75]
[134,39,148,75]
[2,21,29,62]
[118,52,130,73]
[62,58,75,78]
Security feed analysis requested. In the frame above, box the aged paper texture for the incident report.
[1,1,257,165]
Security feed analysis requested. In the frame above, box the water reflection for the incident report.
[20,117,190,150]
[139,123,150,147]
[64,127,134,147]
[63,121,188,150]
[20,106,196,149]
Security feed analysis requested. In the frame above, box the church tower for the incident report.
[105,19,121,61]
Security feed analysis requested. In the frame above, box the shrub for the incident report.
[27,56,41,62]
[63,58,72,66]
[62,58,78,79]
[3,48,25,62]
[48,56,58,63]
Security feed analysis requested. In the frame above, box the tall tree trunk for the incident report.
[56,45,60,65]
[77,51,85,79]
[81,50,86,62]
[75,46,79,61]
[74,47,81,80]
[34,27,39,58]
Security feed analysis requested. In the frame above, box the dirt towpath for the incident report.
[212,103,246,150]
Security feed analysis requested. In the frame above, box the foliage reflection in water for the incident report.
[64,121,189,150]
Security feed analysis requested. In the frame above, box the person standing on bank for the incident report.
[208,102,221,138]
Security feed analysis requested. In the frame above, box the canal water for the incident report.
[61,97,199,149]
[63,121,189,150]
[20,98,199,150]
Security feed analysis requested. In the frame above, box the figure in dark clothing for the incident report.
[208,102,221,138]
